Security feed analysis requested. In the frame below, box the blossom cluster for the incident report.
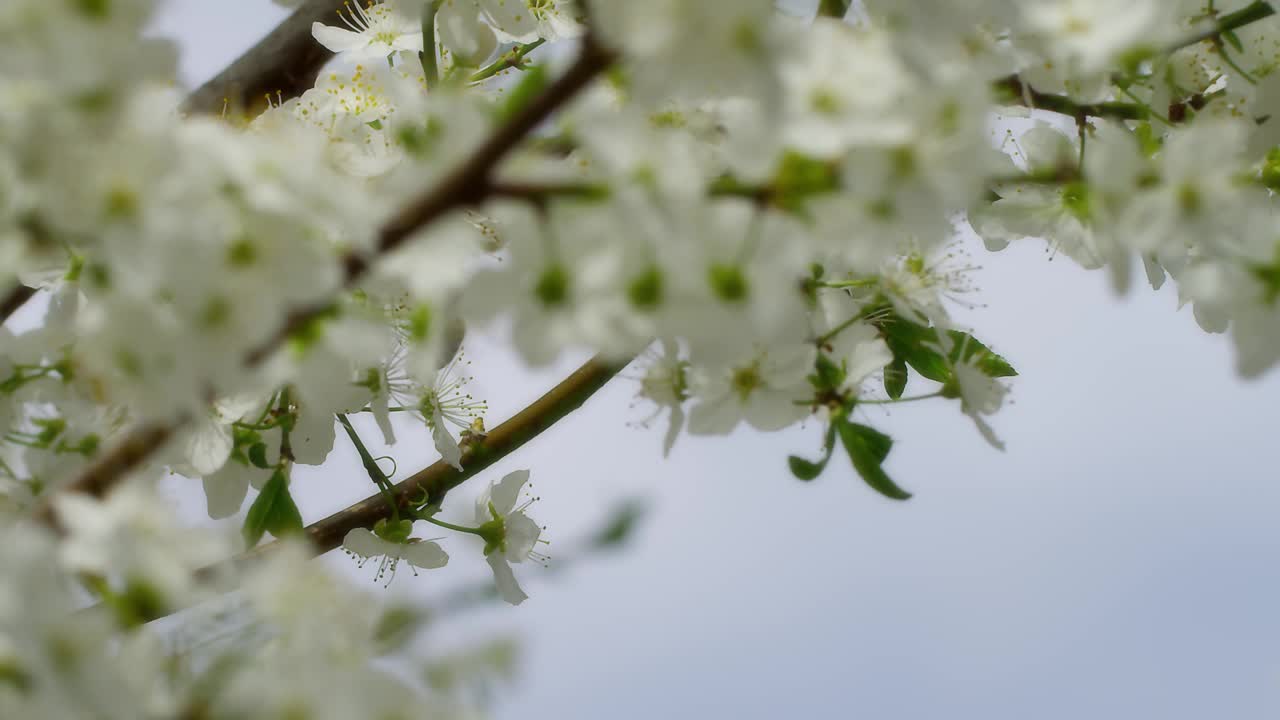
[1,0,1280,716]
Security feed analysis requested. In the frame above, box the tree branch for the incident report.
[47,34,616,517]
[994,75,1147,121]
[183,0,345,115]
[235,355,628,568]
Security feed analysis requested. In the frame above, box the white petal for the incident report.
[401,540,449,569]
[202,461,252,520]
[662,405,685,457]
[311,24,365,54]
[486,553,528,605]
[437,2,497,66]
[184,417,232,477]
[490,470,530,517]
[687,394,741,435]
[343,528,390,559]
[372,390,397,446]
[291,408,336,466]
[504,512,542,563]
[432,408,463,470]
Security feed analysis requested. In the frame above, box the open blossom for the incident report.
[312,0,425,60]
[343,519,449,584]
[687,344,815,435]
[473,470,545,605]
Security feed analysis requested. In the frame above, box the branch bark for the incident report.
[183,0,345,115]
[0,284,35,326]
[235,354,628,568]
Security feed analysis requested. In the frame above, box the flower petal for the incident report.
[311,24,364,54]
[486,553,528,606]
[504,511,542,563]
[342,528,389,559]
[431,407,463,470]
[203,461,252,520]
[401,540,449,569]
[490,469,530,517]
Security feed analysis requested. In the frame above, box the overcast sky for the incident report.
[141,3,1280,718]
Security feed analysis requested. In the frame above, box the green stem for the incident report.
[1114,84,1175,127]
[819,278,879,290]
[859,392,943,406]
[420,0,442,85]
[1215,40,1259,84]
[995,75,1147,121]
[337,413,399,521]
[470,39,546,83]
[419,514,485,537]
[276,388,294,464]
[818,313,870,346]
[1169,1,1275,53]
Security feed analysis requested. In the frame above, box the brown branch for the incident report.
[994,75,1147,121]
[49,35,615,518]
[234,354,628,568]
[31,422,178,529]
[70,355,627,623]
[183,0,345,115]
[0,284,35,326]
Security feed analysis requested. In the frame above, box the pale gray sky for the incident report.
[146,3,1280,718]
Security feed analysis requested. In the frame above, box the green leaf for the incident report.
[837,421,911,500]
[883,356,908,399]
[591,500,647,549]
[788,422,839,481]
[878,315,951,383]
[495,65,548,121]
[788,455,827,481]
[247,442,272,469]
[809,352,846,392]
[242,469,304,547]
[946,330,1018,377]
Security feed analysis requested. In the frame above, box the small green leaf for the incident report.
[946,330,1018,377]
[591,500,647,549]
[247,442,272,469]
[879,316,952,383]
[788,422,839,481]
[883,356,908,399]
[809,352,846,392]
[788,455,827,481]
[837,421,911,500]
[242,470,304,547]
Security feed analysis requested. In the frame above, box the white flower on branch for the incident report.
[473,469,546,605]
[312,0,425,61]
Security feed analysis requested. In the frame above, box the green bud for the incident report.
[708,264,749,302]
[534,264,570,307]
[627,267,664,310]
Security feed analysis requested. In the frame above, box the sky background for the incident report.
[137,3,1280,717]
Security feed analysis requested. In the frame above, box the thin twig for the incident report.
[994,75,1147,121]
[237,355,627,566]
